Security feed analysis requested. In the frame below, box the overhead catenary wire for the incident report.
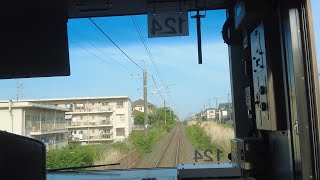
[130,16,170,95]
[69,39,125,73]
[130,15,175,108]
[88,18,144,71]
[68,26,130,71]
[151,75,165,100]
[89,17,174,110]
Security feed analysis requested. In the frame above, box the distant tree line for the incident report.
[134,107,177,127]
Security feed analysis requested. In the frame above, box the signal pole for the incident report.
[143,61,148,132]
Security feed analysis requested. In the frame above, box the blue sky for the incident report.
[0,3,319,119]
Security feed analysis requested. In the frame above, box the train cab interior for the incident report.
[0,0,319,179]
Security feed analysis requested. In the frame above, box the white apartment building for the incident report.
[26,96,133,145]
[0,101,69,150]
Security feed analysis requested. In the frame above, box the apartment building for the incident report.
[26,96,133,145]
[0,101,69,150]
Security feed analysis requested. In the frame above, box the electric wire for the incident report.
[130,16,170,94]
[130,16,172,104]
[89,17,174,110]
[68,26,130,71]
[88,18,144,71]
[69,39,125,73]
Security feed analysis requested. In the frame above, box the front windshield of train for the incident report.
[0,10,235,171]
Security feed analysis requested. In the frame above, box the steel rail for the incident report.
[154,126,179,167]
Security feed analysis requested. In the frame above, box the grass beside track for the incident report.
[186,121,234,162]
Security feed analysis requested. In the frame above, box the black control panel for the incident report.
[250,23,278,131]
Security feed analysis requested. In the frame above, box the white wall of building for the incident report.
[0,108,23,135]
[0,103,69,150]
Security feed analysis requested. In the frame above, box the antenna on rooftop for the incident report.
[16,80,24,101]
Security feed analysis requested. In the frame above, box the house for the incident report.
[201,108,217,121]
[0,101,69,150]
[218,103,233,123]
[132,99,155,114]
[21,96,133,144]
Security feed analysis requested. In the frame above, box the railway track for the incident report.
[154,125,181,167]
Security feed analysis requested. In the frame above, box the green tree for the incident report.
[134,107,178,127]
[134,112,144,125]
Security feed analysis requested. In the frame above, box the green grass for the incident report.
[111,141,131,154]
[129,126,167,155]
[185,124,214,150]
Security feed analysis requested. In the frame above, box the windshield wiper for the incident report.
[47,163,120,172]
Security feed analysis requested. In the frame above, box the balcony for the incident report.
[68,120,113,128]
[28,122,70,136]
[70,134,113,142]
[68,105,114,113]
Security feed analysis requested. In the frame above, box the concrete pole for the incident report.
[215,98,218,109]
[164,100,166,126]
[143,61,148,132]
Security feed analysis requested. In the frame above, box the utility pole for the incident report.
[9,100,13,133]
[227,93,230,104]
[164,100,166,126]
[215,98,218,109]
[143,61,148,132]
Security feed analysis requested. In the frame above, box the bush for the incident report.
[129,126,166,155]
[46,144,103,169]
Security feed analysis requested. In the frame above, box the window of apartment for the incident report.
[116,114,125,122]
[102,129,110,134]
[139,106,143,111]
[117,101,124,108]
[41,116,46,121]
[92,115,95,120]
[116,128,125,136]
[25,115,31,120]
[92,129,95,133]
[92,102,95,105]
[102,102,109,106]
[79,115,83,120]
